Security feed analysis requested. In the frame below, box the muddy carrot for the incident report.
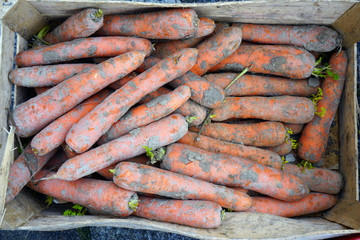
[234,23,340,52]
[211,96,315,123]
[15,37,151,67]
[246,193,337,217]
[263,140,292,156]
[34,87,51,95]
[109,72,138,90]
[177,131,282,169]
[209,44,315,79]
[12,51,145,137]
[113,162,252,211]
[230,187,249,194]
[66,48,197,153]
[161,143,309,202]
[208,22,230,38]
[134,197,222,228]
[43,149,68,171]
[203,73,319,97]
[283,123,304,134]
[298,51,347,163]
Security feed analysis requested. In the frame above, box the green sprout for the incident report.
[285,128,293,143]
[315,107,326,118]
[281,156,289,170]
[143,146,166,164]
[185,116,198,124]
[312,57,339,80]
[128,195,140,212]
[291,138,298,150]
[45,196,53,207]
[310,87,326,117]
[297,160,314,172]
[95,9,103,18]
[63,204,86,216]
[109,169,116,174]
[221,209,226,220]
[143,146,155,160]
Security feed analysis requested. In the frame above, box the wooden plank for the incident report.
[325,199,360,229]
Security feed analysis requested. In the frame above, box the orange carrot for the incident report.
[211,96,315,123]
[298,51,347,163]
[108,72,138,90]
[263,140,292,156]
[12,51,145,137]
[113,162,252,211]
[43,149,68,171]
[208,22,230,38]
[283,123,304,134]
[230,187,249,194]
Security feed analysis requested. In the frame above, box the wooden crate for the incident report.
[0,0,359,238]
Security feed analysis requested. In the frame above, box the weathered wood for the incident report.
[325,199,360,229]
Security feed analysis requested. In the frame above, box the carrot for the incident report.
[44,9,104,44]
[246,193,337,217]
[134,197,222,228]
[28,170,138,217]
[5,145,57,203]
[34,87,51,95]
[177,131,282,169]
[211,96,315,123]
[208,22,230,37]
[297,51,347,163]
[98,86,191,144]
[66,48,198,153]
[161,143,309,202]
[283,164,343,194]
[31,89,112,156]
[15,37,151,67]
[109,72,138,90]
[230,187,249,194]
[234,24,340,52]
[209,44,315,79]
[12,51,146,137]
[190,121,286,147]
[194,17,215,37]
[283,123,304,134]
[190,27,242,76]
[263,140,292,156]
[113,162,252,211]
[61,143,79,159]
[9,63,95,87]
[96,9,199,39]
[43,149,68,171]
[203,73,319,97]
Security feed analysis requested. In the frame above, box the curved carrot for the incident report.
[195,17,215,37]
[12,51,145,137]
[9,64,95,87]
[177,131,282,169]
[263,140,292,156]
[44,8,104,44]
[96,9,199,39]
[246,193,337,217]
[209,44,315,79]
[190,121,286,147]
[235,23,340,52]
[212,96,315,123]
[15,37,151,67]
[66,48,198,153]
[161,143,309,202]
[203,73,319,97]
[113,162,252,211]
[283,123,304,134]
[134,197,222,228]
[298,51,347,163]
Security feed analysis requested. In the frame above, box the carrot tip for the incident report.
[128,194,140,212]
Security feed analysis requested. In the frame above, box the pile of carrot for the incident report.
[5,7,346,229]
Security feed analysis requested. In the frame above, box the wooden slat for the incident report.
[325,199,360,229]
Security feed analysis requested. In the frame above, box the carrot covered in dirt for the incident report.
[12,51,145,137]
[283,123,304,134]
[177,131,282,169]
[211,96,315,123]
[31,89,112,156]
[66,48,198,153]
[263,140,292,156]
[28,170,139,217]
[234,23,341,52]
[44,8,104,44]
[209,44,315,79]
[134,197,223,228]
[298,51,347,163]
[15,37,151,67]
[108,72,138,90]
[246,193,337,217]
[98,86,191,144]
[96,9,199,39]
[161,143,309,202]
[9,63,95,87]
[113,162,252,211]
[43,149,68,171]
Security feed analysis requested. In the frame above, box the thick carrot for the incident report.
[283,123,304,134]
[177,131,282,169]
[190,122,286,147]
[66,48,198,153]
[211,96,315,123]
[31,89,112,156]
[44,9,104,44]
[161,143,309,202]
[208,22,230,38]
[235,24,340,52]
[12,51,146,137]
[28,170,138,217]
[98,86,191,144]
[109,72,137,90]
[203,73,319,97]
[230,187,249,194]
[15,37,151,67]
[96,9,199,39]
[194,17,215,37]
[209,44,315,79]
[298,51,347,163]
[283,164,343,194]
[134,197,222,228]
[9,64,95,87]
[263,140,292,156]
[113,162,252,211]
[190,27,242,76]
[246,193,337,217]
[5,145,57,203]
